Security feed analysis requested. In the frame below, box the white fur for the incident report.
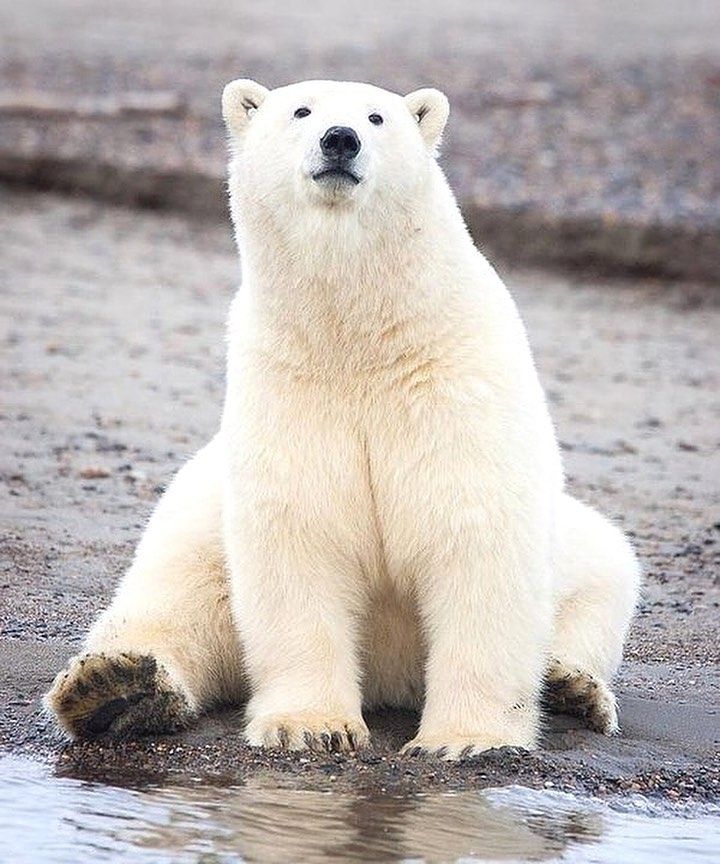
[56,80,641,757]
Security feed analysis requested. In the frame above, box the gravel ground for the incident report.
[1,1,719,279]
[1,191,719,802]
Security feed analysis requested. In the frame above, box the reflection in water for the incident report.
[0,755,718,863]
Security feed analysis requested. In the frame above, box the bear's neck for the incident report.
[233,168,479,344]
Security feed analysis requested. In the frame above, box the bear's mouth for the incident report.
[312,167,361,186]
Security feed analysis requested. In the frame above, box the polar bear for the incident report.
[45,79,641,758]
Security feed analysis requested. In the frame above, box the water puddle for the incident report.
[0,755,718,862]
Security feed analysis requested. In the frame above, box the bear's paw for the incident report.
[244,711,369,753]
[544,661,619,735]
[400,734,531,761]
[44,651,193,740]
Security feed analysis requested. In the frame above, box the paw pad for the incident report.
[45,651,192,740]
[545,662,619,734]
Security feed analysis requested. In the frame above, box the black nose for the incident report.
[320,126,361,160]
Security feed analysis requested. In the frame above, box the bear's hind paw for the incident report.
[44,651,194,740]
[544,662,619,735]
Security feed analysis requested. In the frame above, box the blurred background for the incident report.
[1,0,719,277]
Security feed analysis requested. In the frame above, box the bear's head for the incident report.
[222,79,449,220]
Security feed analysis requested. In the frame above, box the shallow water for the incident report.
[0,755,718,863]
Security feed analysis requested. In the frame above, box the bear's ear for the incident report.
[404,88,450,154]
[222,79,270,138]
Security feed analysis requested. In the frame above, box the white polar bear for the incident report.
[46,79,641,758]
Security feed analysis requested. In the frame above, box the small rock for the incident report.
[78,466,111,479]
[677,441,699,452]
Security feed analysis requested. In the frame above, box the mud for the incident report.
[1,191,718,801]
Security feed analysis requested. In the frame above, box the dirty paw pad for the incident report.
[544,662,619,734]
[44,652,193,740]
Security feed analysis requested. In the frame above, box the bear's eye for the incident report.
[294,106,311,119]
[368,113,384,125]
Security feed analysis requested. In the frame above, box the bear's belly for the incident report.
[360,586,426,711]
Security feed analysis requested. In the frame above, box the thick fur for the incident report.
[45,80,641,758]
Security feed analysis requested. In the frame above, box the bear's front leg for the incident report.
[238,557,369,753]
[222,379,371,754]
[376,398,559,761]
[229,512,369,752]
[401,518,553,760]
